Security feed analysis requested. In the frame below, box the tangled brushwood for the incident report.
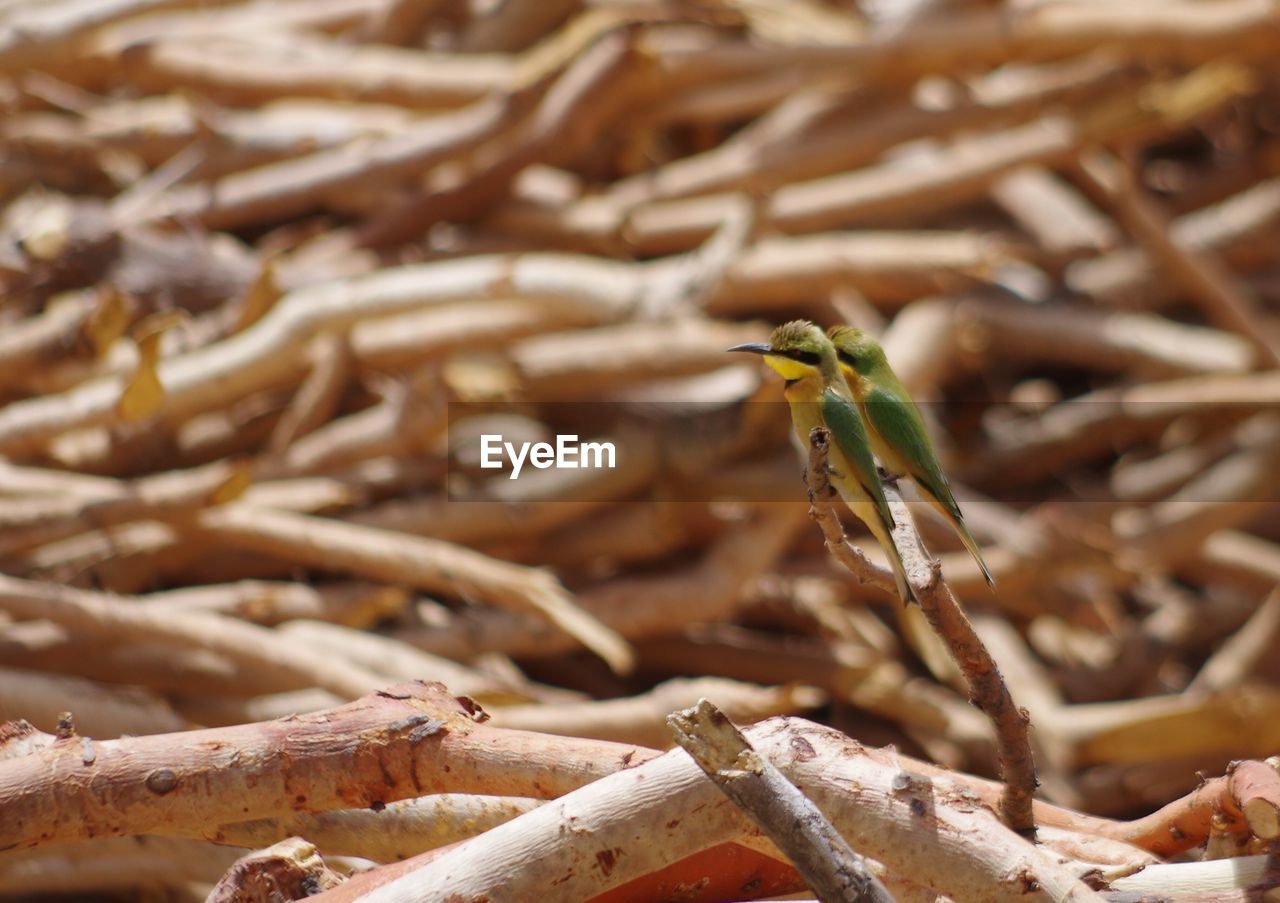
[1,0,1279,900]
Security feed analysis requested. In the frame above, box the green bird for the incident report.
[828,325,995,587]
[729,320,916,606]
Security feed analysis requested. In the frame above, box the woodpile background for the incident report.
[1,0,1279,900]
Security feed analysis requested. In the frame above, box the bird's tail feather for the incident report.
[852,500,959,682]
[898,602,959,684]
[957,523,996,588]
[857,503,917,607]
[888,548,917,607]
[925,494,996,588]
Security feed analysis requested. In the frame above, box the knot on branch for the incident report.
[804,427,838,505]
[923,556,944,591]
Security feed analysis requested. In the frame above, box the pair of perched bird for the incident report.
[730,320,993,604]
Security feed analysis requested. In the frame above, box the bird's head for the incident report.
[728,320,830,380]
[827,325,886,376]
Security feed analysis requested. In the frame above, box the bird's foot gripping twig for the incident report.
[803,426,1039,839]
[875,465,902,485]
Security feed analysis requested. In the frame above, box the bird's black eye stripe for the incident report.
[836,350,864,371]
[788,350,821,366]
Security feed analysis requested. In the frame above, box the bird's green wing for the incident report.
[865,382,995,587]
[862,384,962,520]
[819,387,895,530]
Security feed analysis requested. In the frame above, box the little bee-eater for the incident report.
[828,325,995,587]
[730,321,916,606]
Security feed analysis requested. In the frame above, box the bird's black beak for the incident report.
[727,342,771,355]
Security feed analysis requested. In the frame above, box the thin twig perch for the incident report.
[804,426,1038,837]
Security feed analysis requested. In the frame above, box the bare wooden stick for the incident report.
[490,677,825,747]
[322,713,1104,903]
[266,377,445,477]
[1078,150,1280,367]
[460,0,579,52]
[950,296,1254,378]
[0,253,643,457]
[1,685,1262,861]
[0,834,242,897]
[273,619,543,702]
[991,167,1119,261]
[0,292,103,392]
[393,502,808,660]
[0,0,247,75]
[0,458,248,556]
[0,574,386,698]
[1109,853,1280,899]
[668,698,895,903]
[94,0,394,50]
[0,664,186,738]
[0,681,652,850]
[804,427,1038,837]
[265,331,351,455]
[171,688,344,726]
[676,0,1280,76]
[0,231,1004,461]
[135,580,408,627]
[193,504,634,673]
[1067,176,1280,306]
[209,794,543,862]
[1230,758,1280,842]
[206,837,342,903]
[318,838,805,902]
[607,55,1129,210]
[355,25,640,247]
[994,683,1280,772]
[1187,587,1280,695]
[136,92,527,229]
[503,64,1251,254]
[111,32,511,110]
[964,370,1280,487]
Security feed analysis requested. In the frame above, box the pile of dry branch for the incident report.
[2,0,1280,900]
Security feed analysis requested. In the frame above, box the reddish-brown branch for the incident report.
[0,681,653,850]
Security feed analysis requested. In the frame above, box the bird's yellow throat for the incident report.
[762,354,815,381]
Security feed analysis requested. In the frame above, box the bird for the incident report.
[827,324,995,588]
[729,320,916,606]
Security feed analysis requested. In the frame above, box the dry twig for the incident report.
[668,698,894,903]
[804,426,1037,837]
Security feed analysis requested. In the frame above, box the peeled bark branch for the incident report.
[0,680,650,850]
[323,713,1103,903]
